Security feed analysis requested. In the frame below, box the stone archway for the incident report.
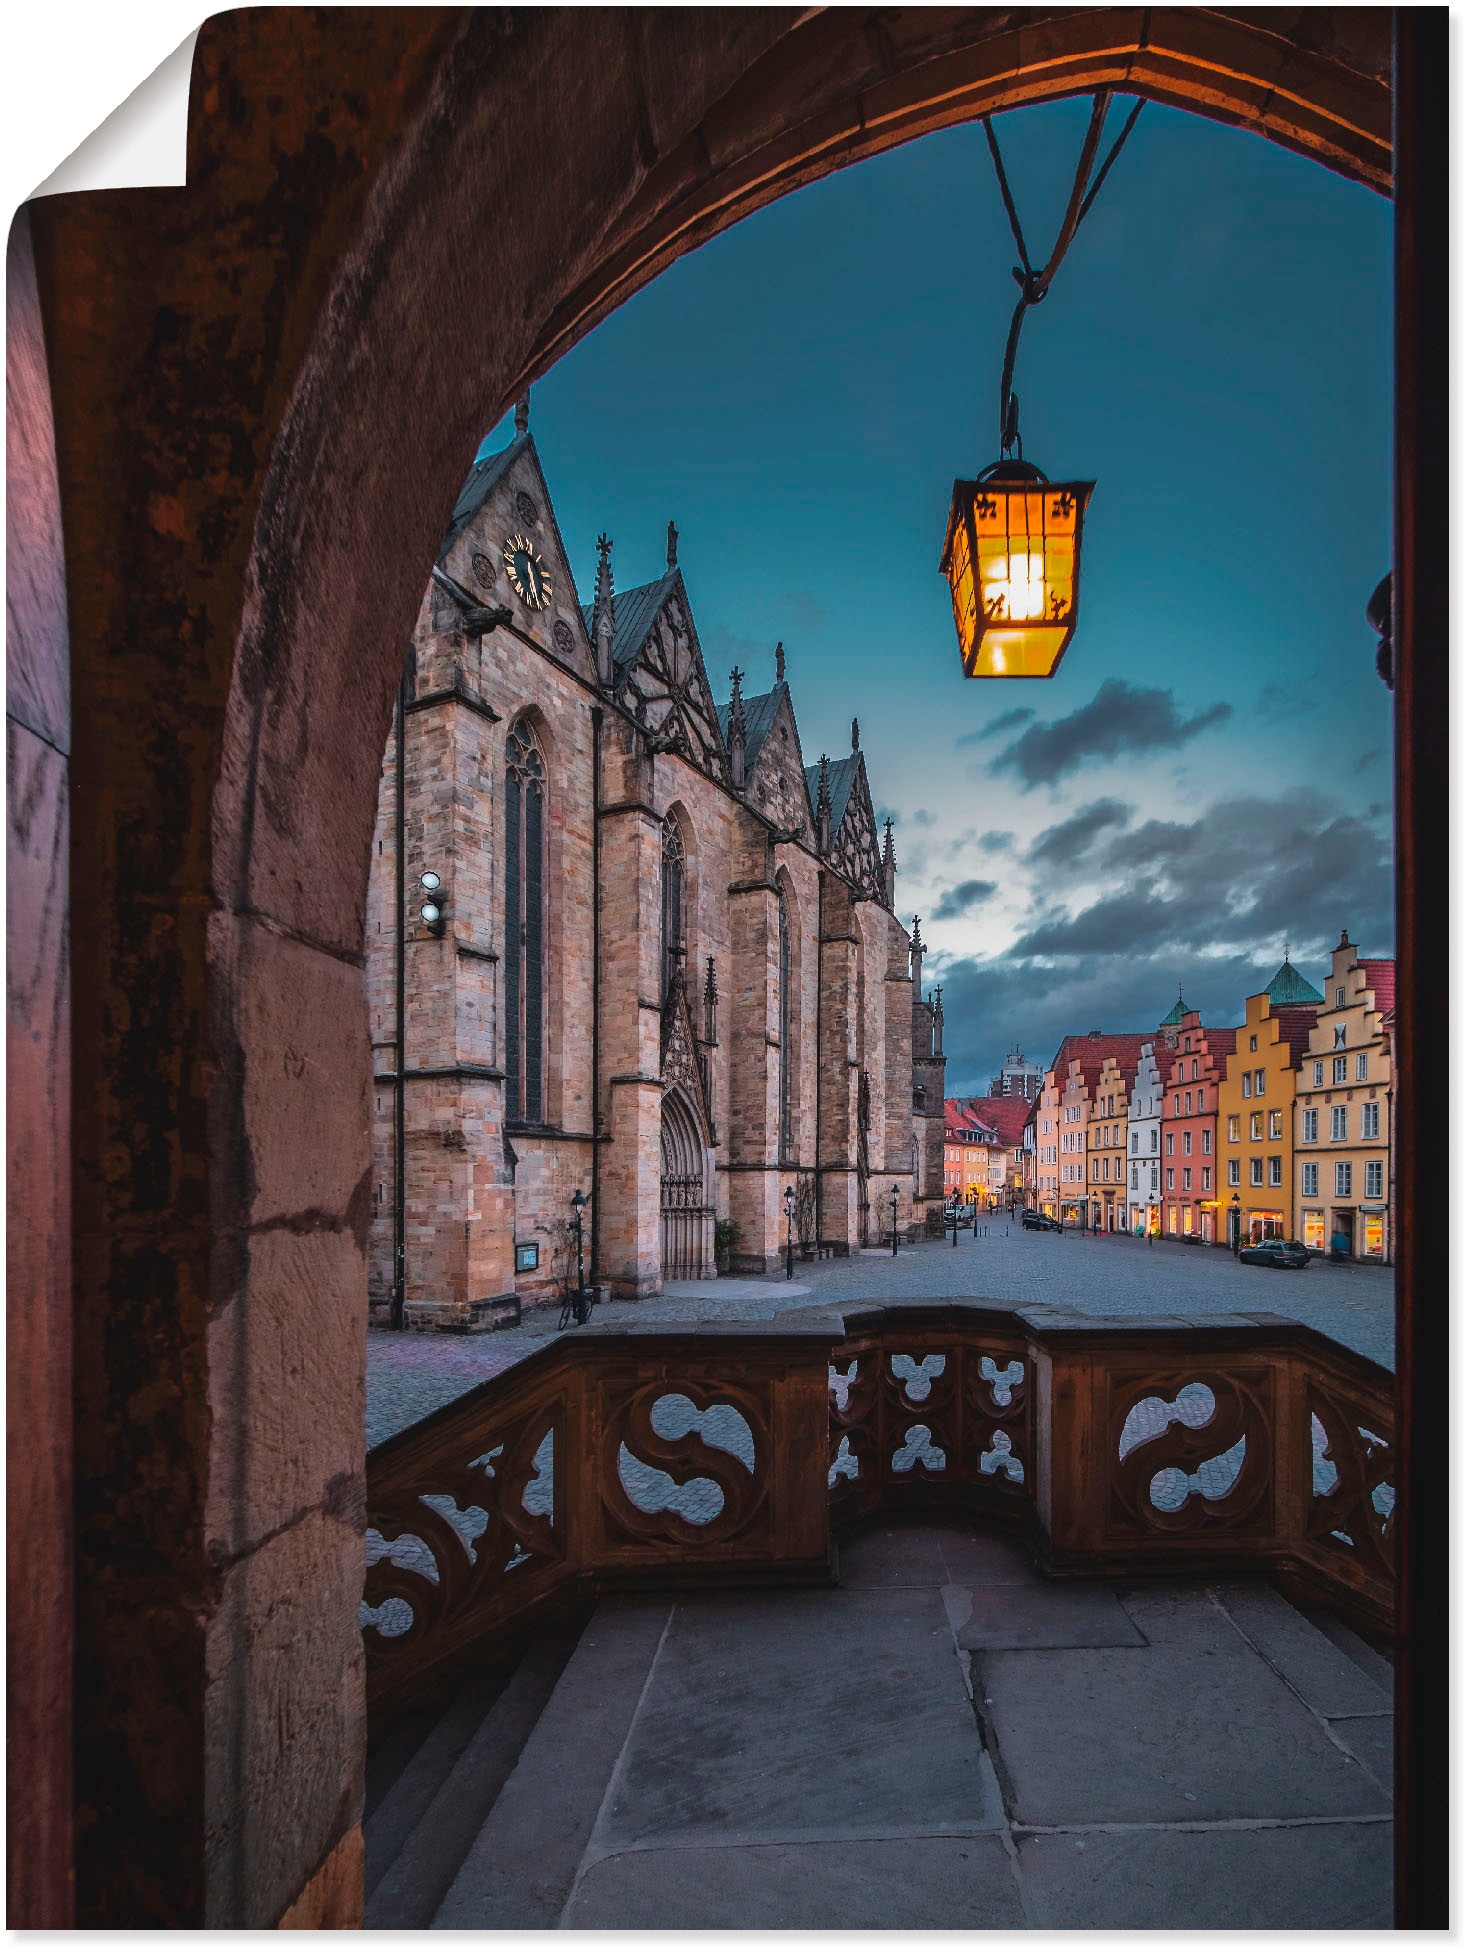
[660,1085,714,1282]
[10,4,1441,1932]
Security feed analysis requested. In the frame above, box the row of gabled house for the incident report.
[1022,930,1397,1261]
[941,1094,1035,1208]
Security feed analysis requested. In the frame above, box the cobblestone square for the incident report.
[367,1228,1392,1448]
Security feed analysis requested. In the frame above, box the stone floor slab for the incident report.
[1015,1818,1393,1929]
[836,1524,951,1588]
[933,1526,1044,1587]
[566,1834,1025,1929]
[978,1585,1391,1826]
[1210,1580,1394,1716]
[945,1581,1147,1651]
[1327,1713,1394,1796]
[600,1586,1002,1851]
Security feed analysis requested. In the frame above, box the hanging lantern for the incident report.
[941,461,1093,678]
[941,93,1141,679]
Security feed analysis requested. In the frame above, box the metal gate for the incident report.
[661,1087,712,1279]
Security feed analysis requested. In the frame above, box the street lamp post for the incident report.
[890,1185,900,1258]
[949,1196,960,1247]
[572,1188,589,1320]
[1230,1192,1242,1255]
[784,1184,796,1281]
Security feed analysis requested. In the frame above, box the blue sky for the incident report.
[477,97,1394,1093]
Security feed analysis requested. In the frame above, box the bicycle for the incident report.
[557,1283,598,1332]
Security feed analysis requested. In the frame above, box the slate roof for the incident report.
[1266,957,1324,1006]
[805,752,861,833]
[716,684,785,775]
[1358,958,1396,1016]
[440,432,529,555]
[961,1096,1032,1147]
[579,572,680,671]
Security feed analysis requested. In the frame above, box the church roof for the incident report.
[1266,957,1324,1006]
[440,431,530,554]
[804,752,861,833]
[1159,992,1188,1027]
[579,571,681,671]
[715,684,784,774]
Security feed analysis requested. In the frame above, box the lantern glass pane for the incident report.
[948,518,977,660]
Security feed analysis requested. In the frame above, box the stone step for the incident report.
[366,1631,581,1930]
[363,1675,506,1900]
[364,1704,439,1824]
[1302,1605,1395,1696]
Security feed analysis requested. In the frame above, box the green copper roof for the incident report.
[1159,991,1187,1027]
[1266,957,1323,1006]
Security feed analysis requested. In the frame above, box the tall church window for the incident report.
[505,719,546,1123]
[661,814,685,1001]
[778,891,792,1160]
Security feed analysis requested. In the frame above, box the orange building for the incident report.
[942,1100,998,1204]
[1217,957,1321,1247]
[964,1094,1035,1210]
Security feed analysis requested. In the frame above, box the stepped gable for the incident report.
[580,564,729,781]
[804,750,885,898]
[1272,1003,1320,1066]
[718,679,814,838]
[435,431,595,679]
[963,1095,1031,1148]
[1266,955,1325,1006]
[1358,958,1396,1015]
[1050,1030,1150,1095]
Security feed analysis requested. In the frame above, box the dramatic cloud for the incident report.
[976,828,1015,854]
[928,785,1394,1093]
[989,679,1233,789]
[1025,798,1132,872]
[933,878,998,920]
[956,706,1033,748]
[910,807,938,828]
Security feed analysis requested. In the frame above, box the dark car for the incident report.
[1238,1239,1310,1269]
[1022,1210,1062,1232]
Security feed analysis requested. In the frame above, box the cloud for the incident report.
[956,706,1033,748]
[910,807,938,828]
[932,878,998,920]
[789,590,826,631]
[1025,798,1132,871]
[1352,748,1383,775]
[989,679,1233,789]
[702,624,779,685]
[976,829,1015,853]
[928,785,1394,1094]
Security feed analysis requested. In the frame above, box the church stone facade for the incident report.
[366,417,945,1328]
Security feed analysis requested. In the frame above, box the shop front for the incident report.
[1247,1208,1285,1244]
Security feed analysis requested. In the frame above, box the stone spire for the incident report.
[910,913,925,994]
[775,640,786,685]
[667,520,679,570]
[727,665,747,790]
[882,818,896,908]
[815,755,831,853]
[932,983,945,1056]
[851,716,860,752]
[703,955,719,1044]
[592,533,615,688]
[514,393,530,436]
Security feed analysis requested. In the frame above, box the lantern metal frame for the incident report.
[940,458,1095,679]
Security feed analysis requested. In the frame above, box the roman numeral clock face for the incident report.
[503,533,552,610]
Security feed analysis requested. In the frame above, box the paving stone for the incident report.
[944,1582,1146,1651]
[837,1524,951,1588]
[1327,1713,1394,1796]
[934,1526,1044,1587]
[1210,1580,1394,1716]
[1015,1818,1392,1929]
[432,1598,671,1929]
[565,1834,1025,1929]
[977,1585,1391,1826]
[600,1587,1003,1851]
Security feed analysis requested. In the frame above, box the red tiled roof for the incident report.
[1050,1032,1151,1097]
[1161,1021,1237,1083]
[962,1096,1032,1147]
[1271,1004,1319,1067]
[1358,959,1396,1016]
[944,1098,998,1141]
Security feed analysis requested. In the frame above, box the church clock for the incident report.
[503,533,552,610]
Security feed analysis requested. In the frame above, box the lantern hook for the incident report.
[983,92,1145,456]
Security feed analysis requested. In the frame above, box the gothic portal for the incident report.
[366,419,945,1324]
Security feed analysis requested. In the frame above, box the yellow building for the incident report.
[1217,957,1322,1247]
[1294,931,1395,1261]
[1087,1049,1139,1231]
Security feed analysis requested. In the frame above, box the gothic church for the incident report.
[367,408,945,1326]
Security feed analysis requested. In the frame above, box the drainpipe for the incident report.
[591,705,603,1285]
[391,658,408,1329]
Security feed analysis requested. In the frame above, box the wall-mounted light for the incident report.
[418,870,446,937]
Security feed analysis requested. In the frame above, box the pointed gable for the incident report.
[583,568,729,782]
[803,751,884,899]
[435,432,595,682]
[721,682,813,838]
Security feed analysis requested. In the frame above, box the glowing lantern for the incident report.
[940,461,1093,679]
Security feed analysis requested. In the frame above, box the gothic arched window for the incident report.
[778,890,792,1161]
[660,814,685,1001]
[505,720,546,1123]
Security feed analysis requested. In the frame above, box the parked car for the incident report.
[1022,1210,1061,1232]
[1238,1239,1310,1269]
